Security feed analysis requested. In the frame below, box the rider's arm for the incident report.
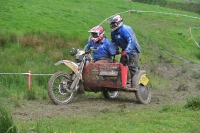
[122,28,134,53]
[111,32,119,51]
[120,25,135,53]
[84,39,93,50]
[110,32,116,45]
[106,39,116,56]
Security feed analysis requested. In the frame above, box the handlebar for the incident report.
[85,47,98,54]
[90,47,97,51]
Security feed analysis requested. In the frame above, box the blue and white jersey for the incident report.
[84,37,116,61]
[111,24,141,56]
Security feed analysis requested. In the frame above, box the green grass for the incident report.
[0,0,200,132]
[0,105,17,133]
[184,96,200,110]
[13,105,200,133]
[167,0,200,3]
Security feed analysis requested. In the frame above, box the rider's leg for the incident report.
[120,54,139,89]
[127,71,131,84]
[120,56,127,66]
[128,54,139,81]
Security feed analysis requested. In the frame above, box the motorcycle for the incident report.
[47,48,151,105]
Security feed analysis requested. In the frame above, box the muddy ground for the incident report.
[9,0,200,120]
[12,59,200,120]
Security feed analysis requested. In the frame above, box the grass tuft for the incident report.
[184,96,200,110]
[0,105,17,133]
[159,104,182,112]
[24,90,37,100]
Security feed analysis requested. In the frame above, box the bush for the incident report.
[184,96,200,111]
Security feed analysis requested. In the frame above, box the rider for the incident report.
[109,15,141,86]
[84,25,116,63]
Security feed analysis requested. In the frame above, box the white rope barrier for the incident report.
[188,27,200,48]
[98,9,200,48]
[99,10,200,26]
[29,74,53,76]
[0,71,53,90]
[0,73,29,75]
[0,73,53,75]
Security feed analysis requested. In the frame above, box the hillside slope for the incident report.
[1,1,200,132]
[1,0,200,97]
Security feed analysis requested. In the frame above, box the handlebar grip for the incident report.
[85,50,91,54]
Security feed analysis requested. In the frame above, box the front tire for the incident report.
[102,90,119,99]
[48,71,74,105]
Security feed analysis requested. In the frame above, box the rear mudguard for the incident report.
[54,60,79,75]
[132,70,149,89]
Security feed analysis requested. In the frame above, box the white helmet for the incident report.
[109,15,123,32]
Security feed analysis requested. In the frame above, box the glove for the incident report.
[116,50,120,55]
[121,51,127,57]
[85,49,90,54]
[70,48,77,56]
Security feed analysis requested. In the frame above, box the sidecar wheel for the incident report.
[102,90,119,99]
[48,71,74,105]
[135,83,151,104]
[132,70,151,104]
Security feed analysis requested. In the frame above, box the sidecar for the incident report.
[82,62,151,104]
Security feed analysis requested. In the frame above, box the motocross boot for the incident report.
[126,79,132,88]
[126,72,132,87]
[125,74,137,91]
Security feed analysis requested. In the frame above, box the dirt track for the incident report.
[13,60,200,120]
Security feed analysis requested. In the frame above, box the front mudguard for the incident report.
[55,60,79,75]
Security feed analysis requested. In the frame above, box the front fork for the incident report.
[69,57,86,91]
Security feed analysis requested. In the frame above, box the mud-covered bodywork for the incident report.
[82,62,127,92]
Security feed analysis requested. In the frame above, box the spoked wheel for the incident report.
[102,90,119,99]
[48,71,74,105]
[133,70,151,104]
[135,83,151,104]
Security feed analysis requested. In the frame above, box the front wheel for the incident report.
[102,90,119,99]
[48,71,74,105]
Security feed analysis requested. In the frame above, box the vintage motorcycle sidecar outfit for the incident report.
[47,25,151,105]
[48,48,151,105]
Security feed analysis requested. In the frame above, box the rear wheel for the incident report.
[135,83,151,104]
[102,90,119,99]
[133,70,151,104]
[48,71,74,105]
